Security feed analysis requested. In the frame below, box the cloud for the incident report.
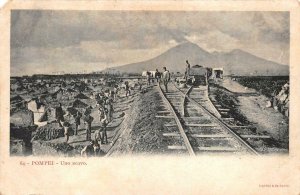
[11,11,290,75]
[185,30,241,52]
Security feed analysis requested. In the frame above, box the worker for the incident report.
[74,111,81,136]
[62,121,71,143]
[155,69,161,82]
[162,67,171,92]
[55,103,64,127]
[113,85,118,101]
[105,98,113,122]
[83,112,94,141]
[81,140,100,157]
[137,79,143,91]
[185,60,191,80]
[94,129,102,143]
[146,71,151,86]
[101,109,108,144]
[125,81,130,97]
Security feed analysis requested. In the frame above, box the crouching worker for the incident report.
[81,140,101,157]
[94,129,102,143]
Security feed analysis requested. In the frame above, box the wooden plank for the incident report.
[155,115,174,119]
[191,134,231,138]
[183,116,207,119]
[222,118,234,120]
[164,124,177,127]
[163,133,180,137]
[157,111,171,114]
[163,133,231,138]
[198,147,237,151]
[215,104,222,107]
[218,108,230,111]
[220,111,228,114]
[185,123,218,127]
[168,145,186,150]
[241,135,271,139]
[229,125,255,129]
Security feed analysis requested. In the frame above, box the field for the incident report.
[233,76,289,98]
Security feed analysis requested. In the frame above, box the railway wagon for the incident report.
[186,65,208,86]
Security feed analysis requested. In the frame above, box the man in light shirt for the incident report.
[162,67,171,92]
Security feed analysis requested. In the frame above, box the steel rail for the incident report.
[174,83,259,155]
[158,83,195,156]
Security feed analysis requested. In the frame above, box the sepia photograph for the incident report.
[10,10,290,157]
[2,1,300,194]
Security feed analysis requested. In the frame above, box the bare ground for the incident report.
[215,78,289,153]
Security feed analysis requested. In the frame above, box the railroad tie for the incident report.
[222,118,234,120]
[185,123,218,127]
[229,125,255,129]
[218,108,230,111]
[164,124,178,127]
[240,135,271,139]
[168,145,187,150]
[197,147,238,152]
[183,116,207,119]
[157,111,171,114]
[155,115,174,119]
[163,133,231,138]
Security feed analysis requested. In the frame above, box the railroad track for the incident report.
[157,82,261,156]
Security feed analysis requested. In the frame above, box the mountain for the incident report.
[106,42,289,76]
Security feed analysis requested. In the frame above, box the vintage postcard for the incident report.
[0,0,300,194]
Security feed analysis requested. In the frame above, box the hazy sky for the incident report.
[11,11,289,76]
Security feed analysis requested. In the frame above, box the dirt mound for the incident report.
[66,107,78,116]
[32,122,64,141]
[71,99,88,108]
[74,93,89,99]
[109,87,174,155]
[32,141,76,156]
[11,95,24,103]
[10,109,34,127]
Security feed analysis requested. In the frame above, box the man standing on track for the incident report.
[155,69,161,83]
[162,67,171,93]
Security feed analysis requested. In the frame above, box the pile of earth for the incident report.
[32,122,66,141]
[10,109,34,127]
[109,86,174,155]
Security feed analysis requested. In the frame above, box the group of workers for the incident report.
[54,86,119,156]
[54,67,171,157]
[145,67,171,92]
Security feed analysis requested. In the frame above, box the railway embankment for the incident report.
[213,78,288,153]
[109,85,186,156]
